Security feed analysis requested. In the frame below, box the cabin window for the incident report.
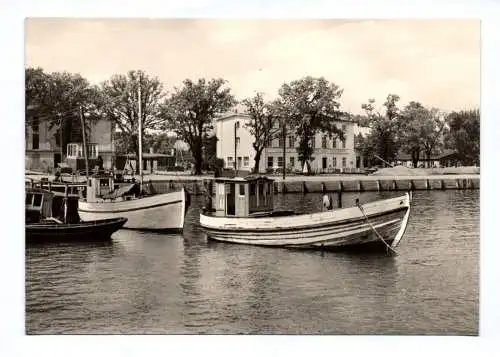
[33,194,42,207]
[239,184,245,196]
[25,193,33,205]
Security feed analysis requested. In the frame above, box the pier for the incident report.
[141,174,480,196]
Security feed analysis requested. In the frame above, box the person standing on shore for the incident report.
[322,193,333,211]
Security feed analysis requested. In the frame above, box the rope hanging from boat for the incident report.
[357,203,397,256]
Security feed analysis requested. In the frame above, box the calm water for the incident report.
[25,190,479,335]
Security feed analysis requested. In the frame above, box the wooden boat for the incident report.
[76,83,188,232]
[78,175,189,231]
[26,188,127,243]
[199,175,412,252]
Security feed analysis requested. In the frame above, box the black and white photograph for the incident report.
[3,1,498,354]
[23,17,481,336]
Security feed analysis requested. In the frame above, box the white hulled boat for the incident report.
[78,176,188,231]
[199,175,412,252]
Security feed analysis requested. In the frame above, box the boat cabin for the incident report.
[85,175,141,203]
[210,175,275,217]
[25,189,54,223]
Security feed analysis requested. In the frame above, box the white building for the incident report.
[215,113,360,174]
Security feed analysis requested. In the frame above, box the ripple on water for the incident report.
[26,191,479,335]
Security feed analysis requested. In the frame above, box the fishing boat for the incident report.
[26,188,127,243]
[75,82,189,232]
[199,175,412,252]
[78,175,188,231]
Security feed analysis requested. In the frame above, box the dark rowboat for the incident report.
[26,217,127,244]
[26,188,127,243]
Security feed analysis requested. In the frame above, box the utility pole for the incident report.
[138,80,144,191]
[79,106,89,181]
[234,122,238,175]
[282,118,286,180]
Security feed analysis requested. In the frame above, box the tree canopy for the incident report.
[445,109,480,166]
[160,78,236,175]
[100,70,165,171]
[241,92,281,173]
[276,76,345,166]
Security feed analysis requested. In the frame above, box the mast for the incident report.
[138,79,143,191]
[79,106,89,181]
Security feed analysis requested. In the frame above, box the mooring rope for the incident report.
[357,203,397,255]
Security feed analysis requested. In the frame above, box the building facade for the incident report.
[25,118,114,173]
[215,113,360,174]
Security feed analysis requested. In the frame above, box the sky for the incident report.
[25,18,480,114]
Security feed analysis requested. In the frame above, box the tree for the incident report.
[398,101,428,168]
[161,78,236,175]
[276,76,345,168]
[143,132,177,154]
[100,70,165,172]
[421,108,446,167]
[241,92,281,173]
[25,67,102,156]
[445,109,480,166]
[360,95,401,166]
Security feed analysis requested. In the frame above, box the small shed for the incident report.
[212,175,275,217]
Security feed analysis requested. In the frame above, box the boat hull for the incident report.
[26,217,127,244]
[77,189,186,231]
[200,193,411,250]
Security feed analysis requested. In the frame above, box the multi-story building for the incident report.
[215,112,360,174]
[25,117,114,173]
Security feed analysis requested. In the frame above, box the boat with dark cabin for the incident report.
[26,188,127,243]
[199,175,412,252]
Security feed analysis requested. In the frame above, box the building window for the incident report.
[322,157,327,169]
[272,139,279,148]
[267,156,273,168]
[342,139,346,149]
[278,136,284,148]
[243,156,249,167]
[290,156,295,168]
[88,144,99,159]
[239,184,245,196]
[288,135,295,148]
[237,157,242,168]
[332,138,336,148]
[31,117,39,150]
[266,137,272,147]
[342,157,347,167]
[311,136,316,148]
[332,157,337,167]
[277,156,284,168]
[227,156,234,168]
[322,136,327,149]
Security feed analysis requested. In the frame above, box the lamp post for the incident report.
[234,121,238,175]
